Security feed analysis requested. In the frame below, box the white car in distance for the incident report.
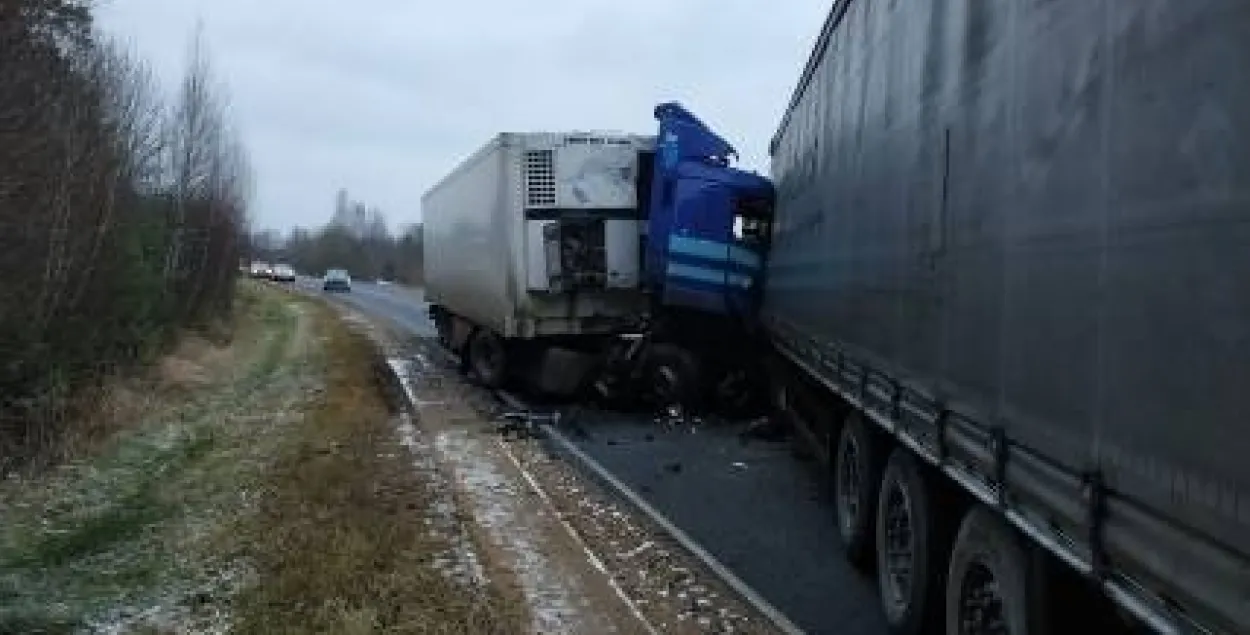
[270,263,296,282]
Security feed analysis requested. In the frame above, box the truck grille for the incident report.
[524,150,556,207]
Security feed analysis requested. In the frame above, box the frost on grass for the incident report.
[0,422,227,630]
[83,559,256,635]
[0,293,317,634]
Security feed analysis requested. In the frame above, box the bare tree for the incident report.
[0,1,254,466]
[166,23,217,288]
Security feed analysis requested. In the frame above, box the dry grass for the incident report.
[227,302,524,635]
[0,286,296,633]
[52,333,236,464]
[38,296,255,470]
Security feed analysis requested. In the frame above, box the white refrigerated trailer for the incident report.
[423,131,655,389]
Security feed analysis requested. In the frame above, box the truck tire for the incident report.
[643,343,703,414]
[945,507,1047,635]
[467,329,507,388]
[714,362,769,419]
[834,412,882,569]
[875,449,949,635]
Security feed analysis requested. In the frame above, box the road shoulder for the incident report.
[355,308,787,634]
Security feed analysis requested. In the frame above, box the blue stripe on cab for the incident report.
[665,262,753,289]
[668,235,761,269]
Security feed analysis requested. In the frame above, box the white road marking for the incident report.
[535,418,807,635]
[495,437,660,635]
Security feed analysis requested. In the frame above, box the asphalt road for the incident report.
[560,415,888,635]
[294,277,437,338]
[302,278,888,635]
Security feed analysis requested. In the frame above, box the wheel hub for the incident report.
[958,561,1008,635]
[837,435,862,534]
[651,365,680,405]
[882,482,915,611]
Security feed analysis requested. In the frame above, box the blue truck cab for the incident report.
[643,103,775,323]
[597,102,774,414]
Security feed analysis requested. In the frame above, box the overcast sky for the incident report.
[97,1,831,233]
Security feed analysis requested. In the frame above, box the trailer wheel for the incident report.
[946,507,1047,635]
[875,449,948,635]
[834,413,882,568]
[467,329,507,388]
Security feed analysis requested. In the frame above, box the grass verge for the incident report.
[230,309,521,634]
[0,283,522,634]
[0,284,295,634]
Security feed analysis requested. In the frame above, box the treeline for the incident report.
[0,1,252,466]
[250,189,424,284]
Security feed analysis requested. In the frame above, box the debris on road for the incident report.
[382,335,788,635]
[738,416,790,443]
[383,348,657,634]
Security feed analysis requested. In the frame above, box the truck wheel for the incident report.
[946,507,1047,635]
[834,413,882,568]
[875,449,948,635]
[714,364,769,419]
[467,329,507,388]
[644,343,703,414]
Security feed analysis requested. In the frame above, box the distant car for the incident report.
[322,268,351,292]
[270,263,296,282]
[249,261,272,279]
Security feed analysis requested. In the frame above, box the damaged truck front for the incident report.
[423,105,773,413]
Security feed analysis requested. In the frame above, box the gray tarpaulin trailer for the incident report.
[762,1,1248,633]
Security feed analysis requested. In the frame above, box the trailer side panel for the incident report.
[423,136,516,336]
[765,0,1250,631]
